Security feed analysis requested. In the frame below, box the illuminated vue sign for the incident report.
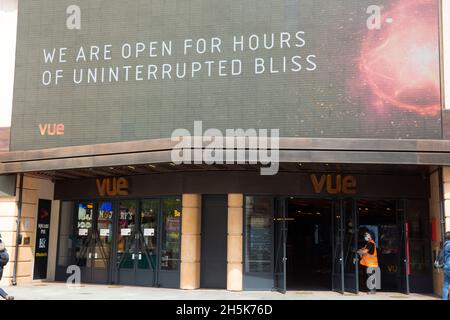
[10,0,441,151]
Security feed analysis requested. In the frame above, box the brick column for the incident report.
[180,194,201,289]
[227,193,243,291]
[0,175,38,285]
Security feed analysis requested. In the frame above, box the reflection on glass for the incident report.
[94,201,113,269]
[406,200,431,276]
[245,196,272,273]
[160,197,181,271]
[117,200,137,269]
[76,201,94,267]
[139,200,159,270]
[343,200,356,273]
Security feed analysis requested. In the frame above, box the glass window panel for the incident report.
[160,197,181,271]
[245,196,273,273]
[57,201,74,267]
[76,201,94,267]
[406,200,431,276]
[117,200,137,269]
[94,201,114,269]
[139,199,159,270]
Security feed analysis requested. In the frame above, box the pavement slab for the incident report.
[0,282,440,300]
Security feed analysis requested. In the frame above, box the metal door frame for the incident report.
[115,199,140,285]
[115,198,164,287]
[397,199,410,294]
[354,197,411,294]
[273,196,287,293]
[74,200,97,283]
[331,199,345,294]
[342,198,359,294]
[137,198,160,287]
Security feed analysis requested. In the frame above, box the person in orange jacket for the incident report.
[357,231,379,295]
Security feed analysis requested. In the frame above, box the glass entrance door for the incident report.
[357,199,409,293]
[343,199,358,293]
[116,200,138,284]
[136,200,159,286]
[75,201,95,283]
[273,197,287,293]
[92,201,114,283]
[396,200,409,294]
[116,199,159,286]
[75,201,113,284]
[331,200,344,293]
[331,199,359,294]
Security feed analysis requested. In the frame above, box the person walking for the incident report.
[442,232,450,301]
[0,236,14,300]
[358,231,379,294]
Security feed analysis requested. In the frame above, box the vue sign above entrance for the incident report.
[96,177,129,197]
[310,174,357,195]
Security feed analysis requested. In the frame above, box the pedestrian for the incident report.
[442,232,450,300]
[0,236,14,300]
[357,231,379,294]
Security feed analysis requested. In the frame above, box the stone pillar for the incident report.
[0,175,38,285]
[180,194,201,289]
[227,193,243,291]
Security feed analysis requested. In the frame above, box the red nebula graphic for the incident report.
[359,0,441,116]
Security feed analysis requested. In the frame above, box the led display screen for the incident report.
[10,0,442,150]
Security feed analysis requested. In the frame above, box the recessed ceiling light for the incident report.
[148,164,156,168]
[128,166,135,170]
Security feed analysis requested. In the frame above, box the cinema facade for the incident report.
[0,0,450,297]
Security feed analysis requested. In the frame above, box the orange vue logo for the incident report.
[39,123,65,136]
[310,174,357,194]
[96,177,129,197]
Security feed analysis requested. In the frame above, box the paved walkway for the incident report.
[0,282,440,300]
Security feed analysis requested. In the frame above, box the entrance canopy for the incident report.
[0,137,449,179]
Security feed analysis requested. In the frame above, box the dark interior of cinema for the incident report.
[286,199,332,291]
[285,198,414,293]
